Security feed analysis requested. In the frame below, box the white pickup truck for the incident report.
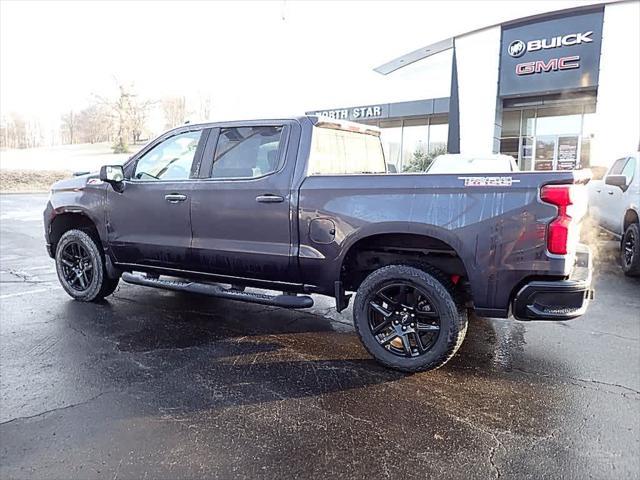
[589,152,640,276]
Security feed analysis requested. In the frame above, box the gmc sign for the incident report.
[515,55,581,75]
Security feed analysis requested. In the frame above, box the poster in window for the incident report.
[534,137,555,171]
[557,136,579,170]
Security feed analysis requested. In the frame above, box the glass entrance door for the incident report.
[534,136,556,171]
[557,135,580,170]
[533,135,581,171]
[500,101,594,171]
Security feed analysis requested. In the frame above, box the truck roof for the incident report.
[164,115,379,135]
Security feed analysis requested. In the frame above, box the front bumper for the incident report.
[513,244,594,321]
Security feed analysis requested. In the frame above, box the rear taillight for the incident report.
[541,185,573,255]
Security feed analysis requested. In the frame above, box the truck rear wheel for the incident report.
[55,229,119,301]
[353,264,467,373]
[621,223,640,277]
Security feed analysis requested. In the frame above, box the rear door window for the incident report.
[210,126,283,179]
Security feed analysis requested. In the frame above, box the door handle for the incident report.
[607,191,614,195]
[596,189,601,193]
[165,193,187,203]
[256,194,284,203]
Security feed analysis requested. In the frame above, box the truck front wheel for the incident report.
[353,265,467,372]
[621,223,640,277]
[55,229,119,301]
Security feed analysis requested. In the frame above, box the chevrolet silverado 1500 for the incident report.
[44,116,594,372]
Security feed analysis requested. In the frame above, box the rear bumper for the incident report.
[513,244,594,321]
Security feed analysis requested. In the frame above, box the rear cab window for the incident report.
[307,121,386,175]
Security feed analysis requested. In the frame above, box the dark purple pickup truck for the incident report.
[44,116,594,372]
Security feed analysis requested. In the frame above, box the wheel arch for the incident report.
[338,226,473,297]
[49,210,102,254]
[623,208,639,232]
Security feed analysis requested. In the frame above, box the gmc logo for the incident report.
[515,56,581,75]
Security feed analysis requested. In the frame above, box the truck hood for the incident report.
[51,172,101,192]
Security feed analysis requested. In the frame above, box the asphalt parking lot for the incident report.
[1,193,639,479]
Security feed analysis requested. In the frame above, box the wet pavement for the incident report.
[1,193,639,479]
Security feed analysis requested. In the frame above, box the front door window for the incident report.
[133,131,202,181]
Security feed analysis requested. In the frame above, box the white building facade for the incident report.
[308,1,640,172]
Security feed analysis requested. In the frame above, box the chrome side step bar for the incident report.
[121,272,314,309]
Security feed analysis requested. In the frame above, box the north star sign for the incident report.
[313,105,383,121]
[499,9,604,97]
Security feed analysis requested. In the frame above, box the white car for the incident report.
[588,152,640,276]
[426,154,519,174]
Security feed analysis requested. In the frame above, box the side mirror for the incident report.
[99,165,125,190]
[605,174,628,190]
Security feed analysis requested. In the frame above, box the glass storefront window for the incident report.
[376,117,449,172]
[501,103,596,171]
[522,109,536,137]
[401,118,429,171]
[499,137,519,161]
[379,120,402,171]
[535,106,582,136]
[428,118,448,155]
[501,111,520,137]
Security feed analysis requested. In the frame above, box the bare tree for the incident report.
[95,83,152,153]
[60,110,78,144]
[129,97,154,143]
[1,113,43,149]
[77,104,112,144]
[162,96,187,129]
[197,94,212,122]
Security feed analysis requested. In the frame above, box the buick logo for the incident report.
[508,40,526,57]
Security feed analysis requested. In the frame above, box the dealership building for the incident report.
[308,1,639,172]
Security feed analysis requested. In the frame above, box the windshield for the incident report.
[308,127,386,175]
[427,156,515,174]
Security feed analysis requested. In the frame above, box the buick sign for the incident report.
[508,31,593,57]
[508,40,526,58]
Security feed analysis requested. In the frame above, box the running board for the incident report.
[121,272,314,309]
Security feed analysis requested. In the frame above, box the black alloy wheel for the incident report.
[59,241,95,292]
[621,223,640,276]
[55,229,120,301]
[368,283,441,358]
[353,264,468,373]
[623,228,636,267]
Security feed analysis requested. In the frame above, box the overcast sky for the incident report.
[1,0,611,123]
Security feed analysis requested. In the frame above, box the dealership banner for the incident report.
[499,8,604,97]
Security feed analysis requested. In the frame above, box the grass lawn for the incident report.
[0,142,145,192]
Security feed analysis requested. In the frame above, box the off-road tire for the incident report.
[621,223,640,277]
[353,264,468,373]
[55,229,120,301]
